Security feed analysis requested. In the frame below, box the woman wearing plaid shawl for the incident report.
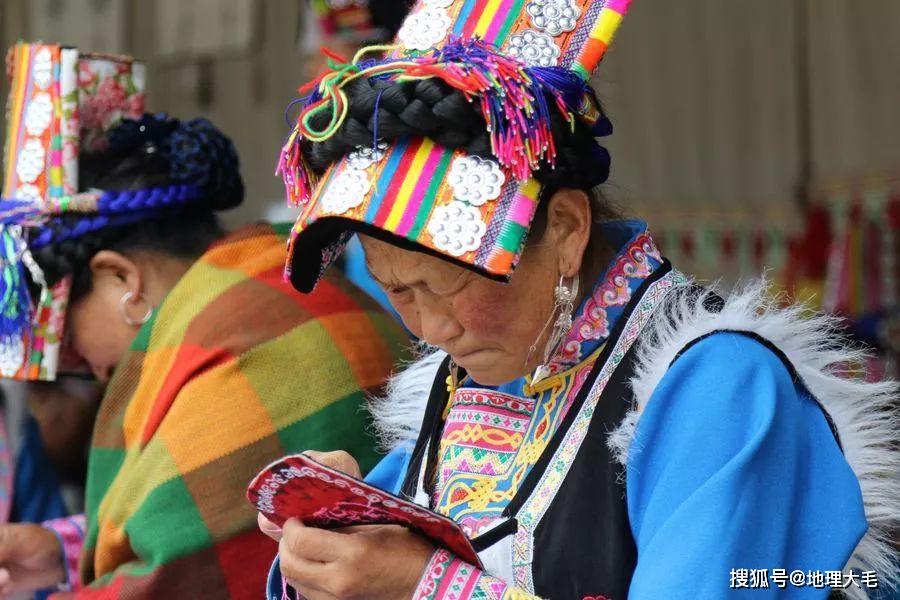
[0,110,408,598]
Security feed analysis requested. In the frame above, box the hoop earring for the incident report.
[527,273,579,386]
[119,291,153,326]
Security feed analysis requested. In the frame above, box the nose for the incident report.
[417,299,463,348]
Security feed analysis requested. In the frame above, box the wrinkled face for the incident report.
[359,189,596,385]
[361,234,559,385]
[67,272,140,383]
[360,189,595,385]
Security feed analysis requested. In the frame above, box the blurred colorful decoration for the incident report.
[781,173,900,376]
[310,0,377,40]
[1,44,145,381]
[652,214,790,285]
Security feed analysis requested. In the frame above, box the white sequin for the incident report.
[507,30,561,67]
[346,142,388,170]
[24,93,54,136]
[32,47,54,90]
[16,139,46,185]
[427,200,487,257]
[320,168,372,215]
[526,0,581,36]
[398,7,451,51]
[448,156,506,206]
[0,338,25,378]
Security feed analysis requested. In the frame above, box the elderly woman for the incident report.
[0,44,407,598]
[261,1,900,598]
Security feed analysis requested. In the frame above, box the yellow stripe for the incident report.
[383,138,435,230]
[473,0,503,37]
[591,8,624,43]
[3,45,31,195]
[521,177,541,201]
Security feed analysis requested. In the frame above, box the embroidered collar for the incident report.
[546,219,662,375]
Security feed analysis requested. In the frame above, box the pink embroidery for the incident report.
[551,231,661,373]
[42,514,86,591]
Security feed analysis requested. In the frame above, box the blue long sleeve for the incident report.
[627,332,867,599]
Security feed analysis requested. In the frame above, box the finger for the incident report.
[257,513,282,542]
[279,537,334,596]
[282,518,348,563]
[302,450,362,478]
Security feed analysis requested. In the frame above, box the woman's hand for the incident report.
[279,519,433,600]
[257,449,434,599]
[0,523,65,597]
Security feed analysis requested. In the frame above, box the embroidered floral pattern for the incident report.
[16,138,46,184]
[32,47,53,90]
[0,339,25,377]
[319,168,372,214]
[24,92,53,136]
[427,201,487,257]
[15,184,42,202]
[398,7,452,51]
[77,57,145,152]
[448,156,506,206]
[346,142,389,170]
[423,0,454,6]
[526,0,581,36]
[552,231,662,371]
[507,30,561,67]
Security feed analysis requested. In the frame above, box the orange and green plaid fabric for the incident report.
[75,223,408,598]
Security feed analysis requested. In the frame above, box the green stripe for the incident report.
[408,151,454,240]
[271,221,294,239]
[572,63,590,81]
[498,221,527,252]
[276,390,383,474]
[495,0,524,46]
[131,310,159,351]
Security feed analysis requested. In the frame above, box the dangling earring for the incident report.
[119,291,153,326]
[527,273,579,385]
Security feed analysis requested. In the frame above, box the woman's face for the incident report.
[68,274,140,383]
[360,189,594,386]
[66,249,179,383]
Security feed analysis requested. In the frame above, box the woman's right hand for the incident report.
[0,523,65,597]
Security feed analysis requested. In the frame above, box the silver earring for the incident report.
[119,291,153,326]
[528,273,579,385]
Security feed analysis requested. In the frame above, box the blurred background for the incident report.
[2,0,900,367]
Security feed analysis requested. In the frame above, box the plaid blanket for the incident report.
[69,223,408,598]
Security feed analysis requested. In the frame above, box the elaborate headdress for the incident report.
[0,43,241,381]
[280,0,632,292]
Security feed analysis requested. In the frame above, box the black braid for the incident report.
[302,78,606,191]
[32,127,233,297]
[32,210,224,299]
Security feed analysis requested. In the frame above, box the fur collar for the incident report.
[609,279,899,594]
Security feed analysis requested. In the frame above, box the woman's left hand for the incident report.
[277,518,434,600]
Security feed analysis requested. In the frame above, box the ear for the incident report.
[544,189,592,278]
[88,250,143,296]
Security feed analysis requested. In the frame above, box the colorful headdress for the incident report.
[0,43,242,381]
[281,0,632,292]
[0,44,146,380]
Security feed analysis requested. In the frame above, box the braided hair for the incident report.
[31,114,244,299]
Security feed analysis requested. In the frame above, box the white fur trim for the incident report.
[609,278,900,593]
[369,345,446,451]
